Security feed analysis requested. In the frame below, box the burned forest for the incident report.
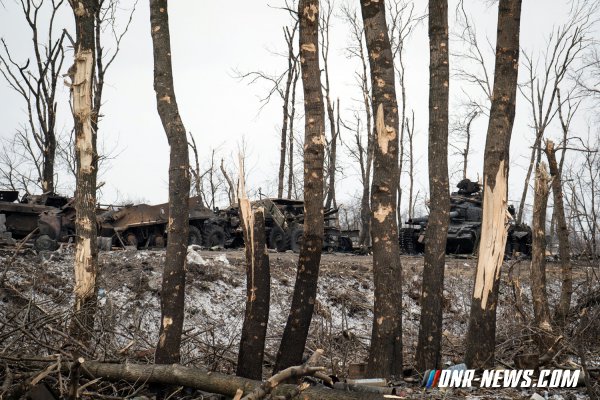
[2,0,600,399]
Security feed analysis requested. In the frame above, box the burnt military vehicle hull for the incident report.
[101,196,231,249]
[237,198,352,253]
[1,190,74,249]
[399,179,532,257]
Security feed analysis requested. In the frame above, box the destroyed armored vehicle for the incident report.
[253,198,353,253]
[399,179,532,256]
[0,190,72,248]
[100,196,232,249]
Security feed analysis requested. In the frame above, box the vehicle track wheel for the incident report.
[203,224,226,248]
[399,228,416,254]
[338,236,353,252]
[290,226,304,253]
[269,226,290,252]
[188,225,202,246]
[125,231,138,248]
[34,235,59,252]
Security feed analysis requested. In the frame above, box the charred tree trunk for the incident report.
[149,0,190,364]
[530,163,554,350]
[274,0,325,372]
[237,164,270,380]
[360,0,403,378]
[42,136,57,193]
[416,0,450,372]
[69,0,98,343]
[464,0,522,369]
[544,140,572,324]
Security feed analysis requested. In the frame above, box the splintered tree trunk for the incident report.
[237,162,270,380]
[416,0,450,372]
[69,0,98,342]
[274,0,325,373]
[464,0,522,369]
[149,0,190,364]
[360,0,403,378]
[530,163,554,350]
[544,140,572,324]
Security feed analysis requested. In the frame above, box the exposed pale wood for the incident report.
[465,0,523,368]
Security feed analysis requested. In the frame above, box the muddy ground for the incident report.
[0,246,599,399]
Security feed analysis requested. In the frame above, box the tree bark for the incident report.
[360,0,403,378]
[544,140,572,324]
[530,162,554,351]
[464,0,522,369]
[149,0,190,364]
[69,0,99,343]
[237,164,270,380]
[416,0,450,372]
[274,0,325,372]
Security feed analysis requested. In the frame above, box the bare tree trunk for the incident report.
[463,111,478,180]
[416,0,449,372]
[544,140,572,324]
[464,0,522,369]
[517,7,590,224]
[321,1,337,211]
[361,0,403,378]
[406,113,415,220]
[237,161,270,380]
[149,0,190,364]
[0,0,66,194]
[516,133,543,224]
[278,25,298,199]
[341,5,373,248]
[274,0,325,372]
[287,65,299,199]
[530,162,554,351]
[68,0,98,343]
[221,158,236,205]
[188,134,205,205]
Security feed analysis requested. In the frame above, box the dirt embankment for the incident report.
[1,247,598,398]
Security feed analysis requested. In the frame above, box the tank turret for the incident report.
[399,179,531,257]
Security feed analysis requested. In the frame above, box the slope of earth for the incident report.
[0,246,598,399]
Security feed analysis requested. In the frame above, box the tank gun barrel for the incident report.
[407,215,428,224]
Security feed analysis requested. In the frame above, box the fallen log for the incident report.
[75,361,385,400]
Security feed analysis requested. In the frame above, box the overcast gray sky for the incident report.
[0,0,596,221]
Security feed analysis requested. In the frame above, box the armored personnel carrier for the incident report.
[99,196,232,249]
[399,179,532,256]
